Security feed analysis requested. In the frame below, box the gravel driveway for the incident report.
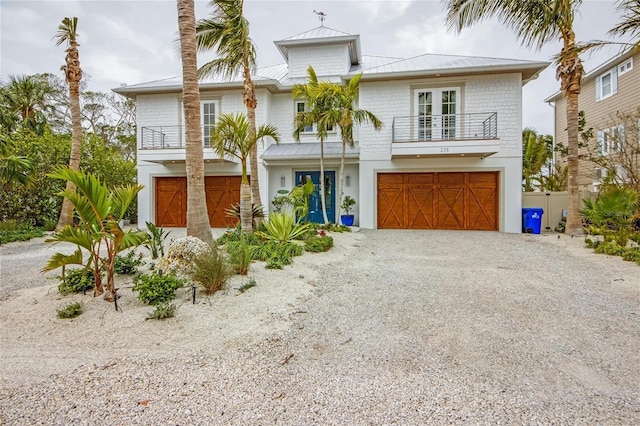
[1,229,639,424]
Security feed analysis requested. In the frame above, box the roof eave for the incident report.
[274,35,361,65]
[112,78,284,96]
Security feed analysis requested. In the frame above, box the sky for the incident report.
[0,0,631,136]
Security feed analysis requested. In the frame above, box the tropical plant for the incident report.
[191,244,233,293]
[257,212,312,243]
[329,73,382,223]
[0,221,44,244]
[522,128,554,191]
[0,75,52,135]
[341,195,356,215]
[287,177,316,222]
[43,167,147,301]
[446,0,585,233]
[196,0,263,209]
[147,302,177,320]
[133,272,185,305]
[177,0,214,245]
[581,185,638,245]
[212,112,279,233]
[54,17,84,231]
[0,133,33,189]
[143,221,170,259]
[293,67,340,224]
[304,235,334,253]
[225,236,254,275]
[237,277,256,293]
[225,202,265,228]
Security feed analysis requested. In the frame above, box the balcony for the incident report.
[391,112,500,158]
[139,125,230,164]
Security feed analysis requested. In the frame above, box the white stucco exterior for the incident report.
[116,25,547,232]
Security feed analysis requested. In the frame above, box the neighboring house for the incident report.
[545,49,640,191]
[114,26,548,232]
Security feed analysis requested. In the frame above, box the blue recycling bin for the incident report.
[522,207,544,234]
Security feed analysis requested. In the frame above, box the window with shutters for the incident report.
[595,67,618,101]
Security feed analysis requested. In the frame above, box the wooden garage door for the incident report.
[155,176,242,227]
[377,172,498,230]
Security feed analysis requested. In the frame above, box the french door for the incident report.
[415,88,460,140]
[294,171,336,223]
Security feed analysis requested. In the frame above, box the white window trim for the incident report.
[619,58,633,76]
[595,66,618,101]
[294,100,336,135]
[413,87,461,140]
[179,99,220,148]
[597,124,626,156]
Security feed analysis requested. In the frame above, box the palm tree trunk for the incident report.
[178,0,214,245]
[559,30,584,235]
[243,52,262,218]
[319,138,329,224]
[56,48,83,231]
[240,182,253,234]
[337,139,347,225]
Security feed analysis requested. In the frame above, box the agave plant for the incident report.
[43,167,148,301]
[257,212,311,243]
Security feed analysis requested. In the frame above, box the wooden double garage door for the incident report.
[378,172,498,230]
[155,176,242,227]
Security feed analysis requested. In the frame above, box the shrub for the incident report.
[216,224,261,246]
[113,251,145,275]
[58,268,95,295]
[622,246,640,263]
[305,235,334,253]
[191,246,233,294]
[147,302,176,320]
[57,302,83,319]
[0,221,44,244]
[143,222,169,259]
[593,241,627,256]
[132,273,185,305]
[265,259,284,270]
[252,241,303,262]
[237,278,256,293]
[226,238,254,275]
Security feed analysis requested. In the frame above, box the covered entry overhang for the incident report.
[261,142,359,163]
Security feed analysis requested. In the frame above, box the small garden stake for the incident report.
[192,285,196,304]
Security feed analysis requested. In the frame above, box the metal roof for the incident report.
[280,26,354,41]
[261,142,359,161]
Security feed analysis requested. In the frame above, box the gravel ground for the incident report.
[1,229,639,424]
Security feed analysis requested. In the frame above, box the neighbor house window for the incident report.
[595,67,618,101]
[618,58,633,75]
[596,125,625,156]
[202,100,218,147]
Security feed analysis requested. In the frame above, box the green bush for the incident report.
[0,221,44,244]
[252,241,303,263]
[58,268,95,295]
[132,273,185,305]
[147,302,176,320]
[191,246,233,294]
[226,238,255,275]
[265,259,284,270]
[237,278,256,293]
[305,235,334,253]
[57,302,83,319]
[593,241,627,256]
[621,246,640,263]
[216,224,262,246]
[113,251,145,275]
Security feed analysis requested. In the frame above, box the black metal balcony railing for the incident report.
[141,125,215,149]
[392,112,497,143]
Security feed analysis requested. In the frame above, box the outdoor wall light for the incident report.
[280,176,286,187]
[346,175,351,187]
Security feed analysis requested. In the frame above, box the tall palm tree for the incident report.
[446,0,585,234]
[0,75,52,135]
[212,113,279,233]
[292,67,339,224]
[54,17,84,231]
[196,0,264,211]
[329,73,382,224]
[178,0,214,245]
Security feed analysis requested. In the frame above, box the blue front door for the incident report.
[295,171,335,223]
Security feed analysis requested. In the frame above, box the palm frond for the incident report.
[54,17,78,46]
[42,247,84,272]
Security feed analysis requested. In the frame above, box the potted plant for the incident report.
[341,196,356,226]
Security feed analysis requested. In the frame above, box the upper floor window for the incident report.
[619,58,633,76]
[595,67,618,101]
[294,100,334,134]
[596,124,625,156]
[201,100,218,147]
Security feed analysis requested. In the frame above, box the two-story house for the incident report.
[545,48,639,191]
[114,26,548,233]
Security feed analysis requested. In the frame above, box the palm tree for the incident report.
[54,17,84,231]
[212,113,279,233]
[292,67,339,224]
[329,73,382,224]
[178,0,214,245]
[44,167,147,302]
[522,128,553,192]
[0,75,52,135]
[196,0,264,211]
[0,133,33,189]
[446,0,585,234]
